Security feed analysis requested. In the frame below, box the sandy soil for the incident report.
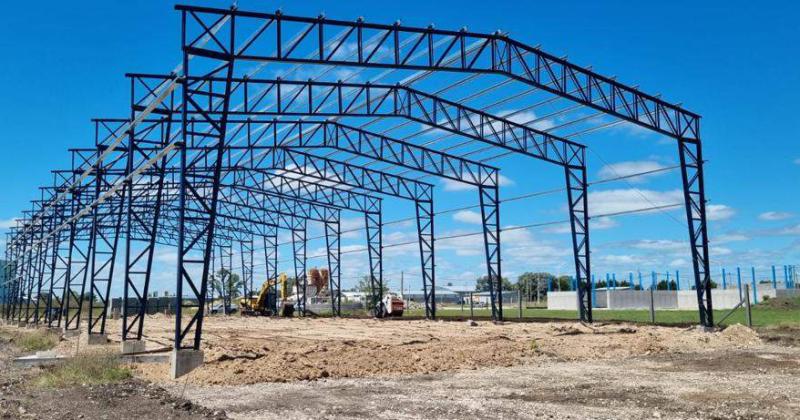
[6,316,800,419]
[0,325,226,420]
[84,315,764,385]
[173,347,800,419]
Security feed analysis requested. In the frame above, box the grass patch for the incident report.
[403,304,800,327]
[11,329,60,352]
[34,353,131,388]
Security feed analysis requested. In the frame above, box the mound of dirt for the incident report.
[88,316,770,386]
[719,324,762,346]
[758,296,800,310]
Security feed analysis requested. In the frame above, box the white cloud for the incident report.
[669,258,688,268]
[593,216,619,230]
[452,210,483,224]
[340,217,364,239]
[597,160,669,183]
[0,218,18,229]
[502,110,555,131]
[440,174,514,192]
[706,204,735,221]
[546,216,618,234]
[599,254,642,265]
[759,211,794,221]
[612,121,657,138]
[588,188,684,216]
[631,239,685,251]
[713,233,748,244]
[780,224,800,235]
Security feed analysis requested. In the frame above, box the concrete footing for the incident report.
[170,349,204,379]
[120,340,146,355]
[62,329,80,338]
[17,321,27,328]
[85,333,108,345]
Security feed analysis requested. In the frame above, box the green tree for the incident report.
[475,275,513,292]
[210,268,243,314]
[354,275,387,296]
[517,272,556,301]
[555,275,573,291]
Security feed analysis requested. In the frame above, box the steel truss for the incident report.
[4,5,715,382]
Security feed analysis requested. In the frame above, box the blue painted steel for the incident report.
[772,265,777,288]
[751,266,758,303]
[737,267,743,300]
[722,267,727,289]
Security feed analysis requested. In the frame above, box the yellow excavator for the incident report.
[239,273,290,316]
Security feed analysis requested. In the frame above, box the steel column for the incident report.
[678,139,713,327]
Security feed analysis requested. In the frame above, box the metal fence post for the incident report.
[744,283,752,328]
[649,287,655,324]
[469,292,474,318]
[722,267,727,289]
[737,267,743,301]
[772,265,777,288]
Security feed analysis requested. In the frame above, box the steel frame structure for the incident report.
[4,3,714,379]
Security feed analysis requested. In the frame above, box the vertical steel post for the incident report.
[677,138,713,327]
[478,185,502,321]
[324,218,341,316]
[175,9,236,351]
[292,222,307,315]
[263,226,278,313]
[415,199,435,319]
[565,165,591,322]
[364,211,383,316]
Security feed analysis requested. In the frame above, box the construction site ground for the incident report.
[3,315,800,419]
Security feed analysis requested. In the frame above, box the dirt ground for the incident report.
[90,315,767,385]
[4,315,800,419]
[0,325,226,420]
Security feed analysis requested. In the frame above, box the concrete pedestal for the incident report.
[62,329,80,338]
[170,349,204,379]
[85,333,108,345]
[120,340,146,355]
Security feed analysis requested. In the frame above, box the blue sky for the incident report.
[1,1,798,296]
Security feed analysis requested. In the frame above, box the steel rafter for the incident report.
[174,5,699,141]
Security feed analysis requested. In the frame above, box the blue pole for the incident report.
[751,266,758,303]
[605,273,610,289]
[612,273,617,289]
[785,265,790,287]
[651,271,656,290]
[737,267,743,301]
[722,267,727,289]
[676,270,680,291]
[638,271,643,290]
[591,274,597,307]
[572,276,577,291]
[772,265,777,288]
[629,272,634,289]
[547,277,552,292]
[666,271,671,290]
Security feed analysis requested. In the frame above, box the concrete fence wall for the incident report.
[548,286,794,310]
